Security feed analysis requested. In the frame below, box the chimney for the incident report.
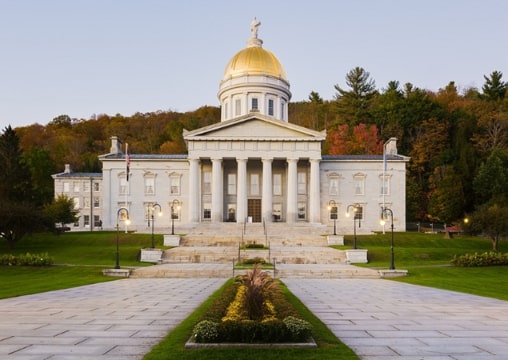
[64,164,72,174]
[110,136,123,155]
[385,137,398,156]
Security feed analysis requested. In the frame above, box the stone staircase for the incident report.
[130,222,380,279]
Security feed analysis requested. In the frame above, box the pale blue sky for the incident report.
[1,0,506,128]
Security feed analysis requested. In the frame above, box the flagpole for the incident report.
[125,142,129,234]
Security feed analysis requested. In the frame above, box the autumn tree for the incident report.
[327,123,383,155]
[427,166,465,225]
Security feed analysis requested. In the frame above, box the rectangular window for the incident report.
[298,202,306,220]
[354,176,365,195]
[250,173,259,195]
[280,101,285,120]
[119,177,128,195]
[380,176,390,195]
[84,215,90,228]
[83,197,90,208]
[94,182,100,192]
[297,171,307,194]
[73,197,80,209]
[251,98,258,111]
[329,178,339,195]
[94,215,101,227]
[268,99,274,116]
[170,176,180,195]
[93,197,100,208]
[73,181,80,192]
[83,181,90,192]
[145,178,155,195]
[235,99,241,116]
[273,174,282,196]
[227,173,236,195]
[203,203,211,220]
[63,182,70,192]
[203,171,212,194]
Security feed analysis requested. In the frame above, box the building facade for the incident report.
[53,21,409,235]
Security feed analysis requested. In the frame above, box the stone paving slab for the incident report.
[283,278,508,359]
[0,278,225,359]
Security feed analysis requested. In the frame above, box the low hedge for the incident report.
[451,252,508,267]
[0,253,53,266]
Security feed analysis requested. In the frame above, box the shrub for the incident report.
[283,316,313,341]
[192,320,219,343]
[451,252,508,267]
[0,253,53,266]
[238,264,274,320]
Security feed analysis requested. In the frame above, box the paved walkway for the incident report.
[284,279,508,359]
[1,275,508,359]
[0,278,225,359]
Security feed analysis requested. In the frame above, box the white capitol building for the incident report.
[53,20,409,238]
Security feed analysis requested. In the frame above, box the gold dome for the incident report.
[223,45,287,81]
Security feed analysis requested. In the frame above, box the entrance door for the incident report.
[247,199,262,223]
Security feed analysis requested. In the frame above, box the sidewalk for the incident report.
[0,278,225,359]
[284,278,508,359]
[2,275,508,359]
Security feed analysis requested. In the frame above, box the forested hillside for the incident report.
[5,68,508,227]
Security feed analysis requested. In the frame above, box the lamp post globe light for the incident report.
[115,207,130,269]
[380,207,395,270]
[171,199,181,236]
[148,203,162,249]
[327,200,338,236]
[346,204,361,249]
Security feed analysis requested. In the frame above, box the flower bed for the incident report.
[191,265,313,344]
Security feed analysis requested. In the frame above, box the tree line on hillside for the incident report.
[2,67,508,249]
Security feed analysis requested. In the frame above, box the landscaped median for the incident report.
[144,267,359,360]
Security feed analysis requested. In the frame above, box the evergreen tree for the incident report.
[482,70,507,100]
[334,67,377,125]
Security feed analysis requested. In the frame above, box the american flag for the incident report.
[126,143,130,182]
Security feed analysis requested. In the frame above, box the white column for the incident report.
[188,158,200,223]
[237,158,248,223]
[262,158,273,223]
[211,158,223,223]
[286,158,298,223]
[309,158,321,223]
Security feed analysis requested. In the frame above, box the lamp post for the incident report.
[346,204,361,249]
[380,207,395,270]
[148,203,162,249]
[115,207,130,269]
[171,199,181,235]
[327,200,337,235]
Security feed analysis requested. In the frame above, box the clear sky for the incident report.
[1,0,507,128]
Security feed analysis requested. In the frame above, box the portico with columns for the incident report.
[183,113,326,225]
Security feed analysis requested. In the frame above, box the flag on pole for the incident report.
[126,143,130,182]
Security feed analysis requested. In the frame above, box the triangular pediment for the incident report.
[183,113,326,141]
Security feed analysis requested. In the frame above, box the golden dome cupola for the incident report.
[218,18,291,122]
